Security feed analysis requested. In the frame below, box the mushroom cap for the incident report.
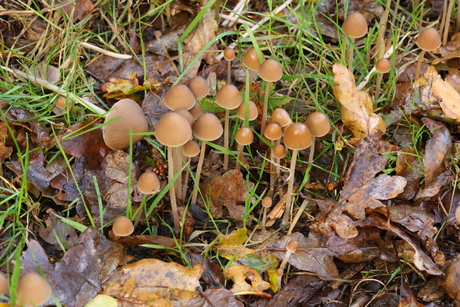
[235,127,254,145]
[262,196,272,208]
[271,108,292,127]
[243,48,264,71]
[286,240,298,252]
[55,96,66,108]
[305,112,330,137]
[283,123,312,150]
[173,108,195,127]
[137,171,160,194]
[342,12,368,39]
[182,140,200,157]
[16,272,52,307]
[417,27,441,51]
[103,98,149,150]
[189,101,203,119]
[193,113,223,141]
[375,58,391,73]
[187,76,209,100]
[237,101,258,121]
[259,59,283,82]
[224,47,236,61]
[273,144,286,159]
[215,84,242,110]
[163,84,196,110]
[0,272,7,296]
[112,216,134,236]
[264,122,283,140]
[155,112,192,147]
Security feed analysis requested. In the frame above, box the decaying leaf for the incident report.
[0,122,12,160]
[431,71,460,121]
[61,0,94,23]
[267,275,325,307]
[103,258,205,306]
[395,149,423,200]
[317,131,406,239]
[188,287,244,307]
[223,265,270,293]
[332,63,386,138]
[39,209,79,247]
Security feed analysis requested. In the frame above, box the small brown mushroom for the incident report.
[374,58,391,98]
[187,76,209,100]
[112,216,134,237]
[270,108,292,128]
[415,27,441,79]
[16,272,52,307]
[342,11,368,71]
[235,127,254,170]
[259,59,283,134]
[305,112,330,184]
[224,47,236,84]
[0,271,7,296]
[163,84,196,111]
[138,171,161,195]
[279,240,298,271]
[261,196,272,231]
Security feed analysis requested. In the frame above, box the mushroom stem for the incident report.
[306,136,316,184]
[374,73,384,100]
[415,50,426,80]
[224,109,230,171]
[227,61,232,85]
[269,140,276,196]
[282,149,298,225]
[236,143,245,171]
[347,38,356,72]
[168,146,180,232]
[191,141,207,205]
[174,147,183,201]
[261,81,271,135]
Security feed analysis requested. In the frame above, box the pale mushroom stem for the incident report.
[375,73,384,100]
[347,38,356,72]
[282,149,298,225]
[262,207,269,232]
[224,109,230,171]
[306,136,316,185]
[191,141,207,205]
[227,61,232,84]
[174,147,183,201]
[261,81,271,135]
[168,147,180,232]
[236,143,244,171]
[269,140,276,197]
[415,50,426,80]
[183,157,191,199]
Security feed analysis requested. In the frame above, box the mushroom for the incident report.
[16,272,52,307]
[270,108,292,129]
[112,215,135,237]
[215,84,242,171]
[189,101,203,120]
[273,144,286,177]
[181,140,200,198]
[415,27,441,79]
[0,271,7,296]
[259,59,283,134]
[155,112,192,231]
[224,47,236,84]
[261,196,272,232]
[102,98,149,150]
[342,11,368,72]
[304,112,330,183]
[235,126,254,170]
[264,122,283,192]
[282,123,312,225]
[279,240,298,271]
[187,76,209,100]
[137,171,161,195]
[236,100,258,122]
[163,84,196,111]
[243,48,265,97]
[191,113,223,204]
[374,58,391,98]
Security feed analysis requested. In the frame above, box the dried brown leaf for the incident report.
[332,63,386,138]
[38,209,79,247]
[224,265,270,293]
[431,73,460,120]
[395,149,423,200]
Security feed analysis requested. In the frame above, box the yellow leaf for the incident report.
[431,70,460,121]
[332,63,386,138]
[224,265,270,293]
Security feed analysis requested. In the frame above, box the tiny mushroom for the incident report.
[374,58,391,98]
[342,11,368,71]
[415,27,441,79]
[16,272,52,307]
[305,112,330,183]
[0,271,7,296]
[163,84,196,111]
[270,108,292,128]
[243,47,264,72]
[264,122,283,189]
[137,171,161,195]
[235,126,254,170]
[261,196,272,232]
[182,140,200,198]
[259,59,283,134]
[224,47,236,84]
[279,240,299,271]
[102,98,149,150]
[237,100,258,122]
[112,216,135,237]
[273,144,286,177]
[189,102,203,120]
[187,76,209,100]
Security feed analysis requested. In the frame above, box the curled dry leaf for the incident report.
[332,63,386,138]
[431,68,460,121]
[395,149,423,200]
[224,265,270,293]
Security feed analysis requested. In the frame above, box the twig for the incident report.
[79,42,133,59]
[221,0,247,27]
[1,65,106,115]
[220,14,256,27]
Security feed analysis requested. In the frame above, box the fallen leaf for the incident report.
[85,294,117,307]
[188,287,244,307]
[267,275,325,307]
[38,209,79,247]
[431,72,460,120]
[61,0,93,23]
[223,265,270,293]
[333,63,386,138]
[395,148,423,200]
[0,122,12,160]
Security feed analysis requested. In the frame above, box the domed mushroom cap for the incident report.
[103,98,149,150]
[375,58,391,73]
[259,59,283,82]
[0,272,7,296]
[286,240,298,252]
[137,171,160,194]
[182,140,200,157]
[237,101,258,121]
[271,108,292,127]
[173,108,195,127]
[243,48,264,71]
[16,272,52,307]
[187,76,209,100]
[264,122,283,140]
[224,47,236,61]
[235,127,254,145]
[216,84,242,110]
[163,84,196,110]
[417,27,441,51]
[193,113,223,141]
[284,123,312,150]
[262,196,272,208]
[273,144,286,159]
[342,12,368,39]
[155,112,192,147]
[112,216,134,236]
[305,112,330,137]
[189,102,203,119]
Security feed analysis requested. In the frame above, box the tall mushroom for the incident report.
[264,122,283,193]
[224,47,236,84]
[235,126,254,170]
[191,113,223,204]
[282,123,312,225]
[342,11,368,72]
[155,112,192,232]
[305,112,330,184]
[216,84,242,171]
[259,59,283,134]
[415,27,441,79]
